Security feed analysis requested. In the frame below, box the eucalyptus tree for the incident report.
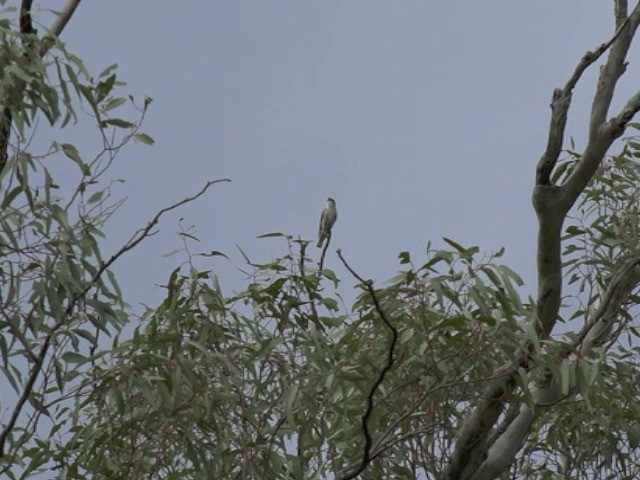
[72,3,640,479]
[3,1,640,480]
[0,1,217,477]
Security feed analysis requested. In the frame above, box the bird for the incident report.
[317,197,337,248]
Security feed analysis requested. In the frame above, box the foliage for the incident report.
[66,138,640,478]
[0,5,156,478]
[3,2,640,480]
[67,236,528,479]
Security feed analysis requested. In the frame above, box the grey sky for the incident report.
[50,1,636,308]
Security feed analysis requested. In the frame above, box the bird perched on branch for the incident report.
[317,197,337,248]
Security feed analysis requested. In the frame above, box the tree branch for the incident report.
[19,0,36,35]
[0,180,228,458]
[615,0,629,28]
[337,423,444,476]
[1,0,84,172]
[447,6,640,478]
[609,88,640,135]
[589,2,640,137]
[439,376,516,480]
[535,11,632,186]
[335,250,398,480]
[468,404,535,480]
[471,253,640,479]
[295,239,322,330]
[38,0,83,57]
[576,253,640,354]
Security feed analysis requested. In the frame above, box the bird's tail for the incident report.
[317,237,324,248]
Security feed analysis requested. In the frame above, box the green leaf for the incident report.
[133,132,155,145]
[178,231,200,242]
[96,74,116,101]
[321,297,339,311]
[256,232,288,239]
[559,361,571,396]
[321,315,346,327]
[1,185,22,208]
[199,250,230,260]
[78,84,98,115]
[284,384,298,425]
[98,63,118,78]
[61,143,90,175]
[62,352,88,365]
[104,97,126,111]
[101,118,135,129]
[399,327,414,343]
[497,265,524,286]
[442,237,466,253]
[7,64,32,82]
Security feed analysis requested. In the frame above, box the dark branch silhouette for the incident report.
[335,249,398,480]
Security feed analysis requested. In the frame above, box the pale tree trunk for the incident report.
[441,1,640,478]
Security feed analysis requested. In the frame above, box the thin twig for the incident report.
[335,249,398,480]
[295,239,321,329]
[261,417,286,480]
[0,179,228,458]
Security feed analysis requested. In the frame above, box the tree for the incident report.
[0,1,223,477]
[3,1,640,479]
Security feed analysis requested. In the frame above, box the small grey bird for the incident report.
[317,197,338,248]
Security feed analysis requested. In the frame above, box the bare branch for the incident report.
[0,180,228,458]
[335,250,398,480]
[615,0,629,28]
[536,1,640,343]
[38,0,83,56]
[294,239,322,330]
[589,3,640,136]
[609,88,640,134]
[440,376,516,480]
[577,253,640,354]
[469,404,535,480]
[536,12,632,186]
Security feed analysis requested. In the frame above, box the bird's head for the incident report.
[327,197,335,204]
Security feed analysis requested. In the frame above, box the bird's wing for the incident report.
[318,208,327,236]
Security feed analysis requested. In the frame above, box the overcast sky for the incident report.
[40,1,640,310]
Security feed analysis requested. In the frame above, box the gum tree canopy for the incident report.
[2,1,640,479]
